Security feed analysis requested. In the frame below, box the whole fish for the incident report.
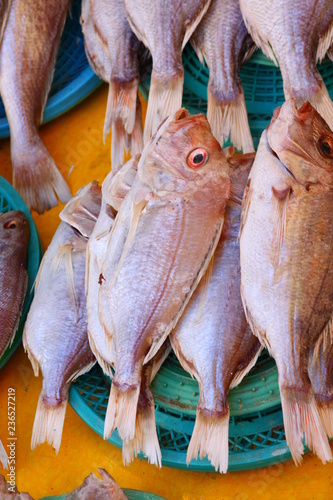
[23,182,101,453]
[123,0,212,143]
[0,0,72,213]
[0,210,29,358]
[98,108,230,451]
[191,0,255,153]
[170,151,261,473]
[81,0,145,171]
[239,0,333,131]
[309,338,333,438]
[66,469,127,500]
[239,99,333,465]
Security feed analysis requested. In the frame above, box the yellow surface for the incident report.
[0,85,332,499]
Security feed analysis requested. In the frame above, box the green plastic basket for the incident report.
[41,490,165,500]
[0,176,42,370]
[139,45,333,149]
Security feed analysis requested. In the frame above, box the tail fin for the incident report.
[104,383,140,442]
[0,439,8,469]
[12,135,71,214]
[280,387,332,466]
[315,397,333,438]
[143,70,184,144]
[187,408,230,474]
[31,391,68,454]
[122,388,161,467]
[207,87,254,153]
[104,79,139,140]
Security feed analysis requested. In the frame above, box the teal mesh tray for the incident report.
[139,45,333,149]
[0,176,42,370]
[41,490,165,500]
[0,0,101,138]
[69,356,292,472]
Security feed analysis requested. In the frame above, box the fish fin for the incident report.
[12,136,71,214]
[122,389,161,467]
[66,359,96,384]
[182,1,212,50]
[143,70,184,144]
[316,399,333,438]
[59,181,101,238]
[22,330,40,377]
[229,345,263,389]
[104,79,139,142]
[111,118,128,171]
[294,79,333,132]
[241,21,278,67]
[316,22,333,63]
[280,387,332,465]
[207,88,254,153]
[187,409,230,474]
[31,392,68,454]
[0,439,8,469]
[238,177,252,240]
[144,215,225,365]
[126,97,144,157]
[271,184,290,268]
[148,339,172,383]
[51,244,79,321]
[102,154,139,210]
[312,316,333,365]
[104,383,140,442]
[87,330,114,379]
[240,293,272,353]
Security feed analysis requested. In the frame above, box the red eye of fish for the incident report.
[187,148,208,169]
[318,136,333,158]
[4,220,17,229]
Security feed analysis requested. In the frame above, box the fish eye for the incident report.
[4,220,17,229]
[318,135,333,158]
[187,148,209,169]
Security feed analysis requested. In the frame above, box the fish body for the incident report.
[66,468,127,500]
[0,0,12,49]
[239,0,333,130]
[191,0,255,152]
[239,99,333,465]
[98,109,230,451]
[23,183,102,453]
[81,0,144,170]
[123,0,212,142]
[0,0,72,213]
[0,210,29,358]
[170,152,261,473]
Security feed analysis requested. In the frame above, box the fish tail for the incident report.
[126,97,144,158]
[304,80,333,132]
[104,382,140,442]
[187,408,230,474]
[143,70,184,144]
[0,439,8,470]
[315,396,333,438]
[111,118,128,171]
[207,87,254,153]
[122,388,161,467]
[11,135,71,214]
[31,391,68,454]
[280,386,332,465]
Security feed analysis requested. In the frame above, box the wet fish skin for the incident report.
[81,0,144,170]
[170,152,261,473]
[0,210,29,358]
[239,0,333,130]
[23,184,101,453]
[124,0,212,142]
[191,0,255,152]
[0,0,72,213]
[99,109,230,449]
[239,99,333,465]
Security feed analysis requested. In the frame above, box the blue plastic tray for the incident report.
[41,490,165,500]
[0,0,101,138]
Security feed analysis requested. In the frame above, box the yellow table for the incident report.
[0,85,332,499]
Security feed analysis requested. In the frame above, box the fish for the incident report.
[81,0,145,171]
[0,0,72,213]
[86,155,171,466]
[239,0,333,131]
[170,150,261,473]
[123,0,212,143]
[23,182,102,453]
[65,468,128,500]
[98,108,230,456]
[191,0,255,153]
[0,210,29,359]
[239,98,333,465]
[0,1,12,49]
[0,474,34,499]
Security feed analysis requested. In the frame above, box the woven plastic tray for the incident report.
[0,0,101,138]
[41,490,165,500]
[139,45,333,149]
[0,177,42,370]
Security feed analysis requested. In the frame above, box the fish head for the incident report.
[267,99,333,187]
[225,147,255,205]
[137,108,230,197]
[0,210,29,246]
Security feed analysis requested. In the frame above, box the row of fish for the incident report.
[23,101,333,473]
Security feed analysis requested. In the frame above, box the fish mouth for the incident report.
[267,139,299,183]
